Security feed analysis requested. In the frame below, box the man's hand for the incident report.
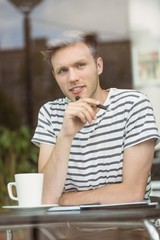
[61,98,100,137]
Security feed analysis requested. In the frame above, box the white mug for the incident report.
[7,173,44,207]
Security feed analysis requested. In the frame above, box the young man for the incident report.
[32,31,160,206]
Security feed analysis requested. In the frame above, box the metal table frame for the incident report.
[0,207,160,240]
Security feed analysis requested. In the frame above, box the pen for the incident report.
[75,96,108,110]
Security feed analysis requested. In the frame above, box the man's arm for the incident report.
[59,139,155,205]
[38,132,73,204]
[38,98,99,204]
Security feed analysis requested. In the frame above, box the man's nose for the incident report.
[68,68,79,82]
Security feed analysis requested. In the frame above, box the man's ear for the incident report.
[97,57,103,75]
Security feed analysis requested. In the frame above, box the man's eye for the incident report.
[78,63,86,68]
[58,68,67,74]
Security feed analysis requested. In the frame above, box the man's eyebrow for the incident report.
[73,59,87,65]
[54,58,87,71]
[55,65,67,71]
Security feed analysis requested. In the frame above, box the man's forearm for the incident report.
[59,182,146,206]
[41,132,74,204]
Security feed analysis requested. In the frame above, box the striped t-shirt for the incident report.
[32,88,160,201]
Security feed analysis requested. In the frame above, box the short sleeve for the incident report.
[31,103,56,147]
[124,94,160,149]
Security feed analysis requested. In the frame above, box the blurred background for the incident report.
[0,0,160,206]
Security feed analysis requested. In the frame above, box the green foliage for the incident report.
[0,126,39,207]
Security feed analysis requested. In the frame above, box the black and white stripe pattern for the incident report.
[32,88,160,201]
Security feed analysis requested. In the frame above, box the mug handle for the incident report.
[7,182,18,201]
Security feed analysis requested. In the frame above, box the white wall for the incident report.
[129,0,160,135]
[138,86,160,132]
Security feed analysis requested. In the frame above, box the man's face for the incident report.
[51,42,103,101]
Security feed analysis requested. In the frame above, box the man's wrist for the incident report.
[57,130,74,143]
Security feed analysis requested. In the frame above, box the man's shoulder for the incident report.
[39,97,68,115]
[111,88,142,95]
[42,97,68,108]
[110,88,147,100]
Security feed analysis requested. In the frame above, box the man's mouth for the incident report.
[70,86,84,94]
